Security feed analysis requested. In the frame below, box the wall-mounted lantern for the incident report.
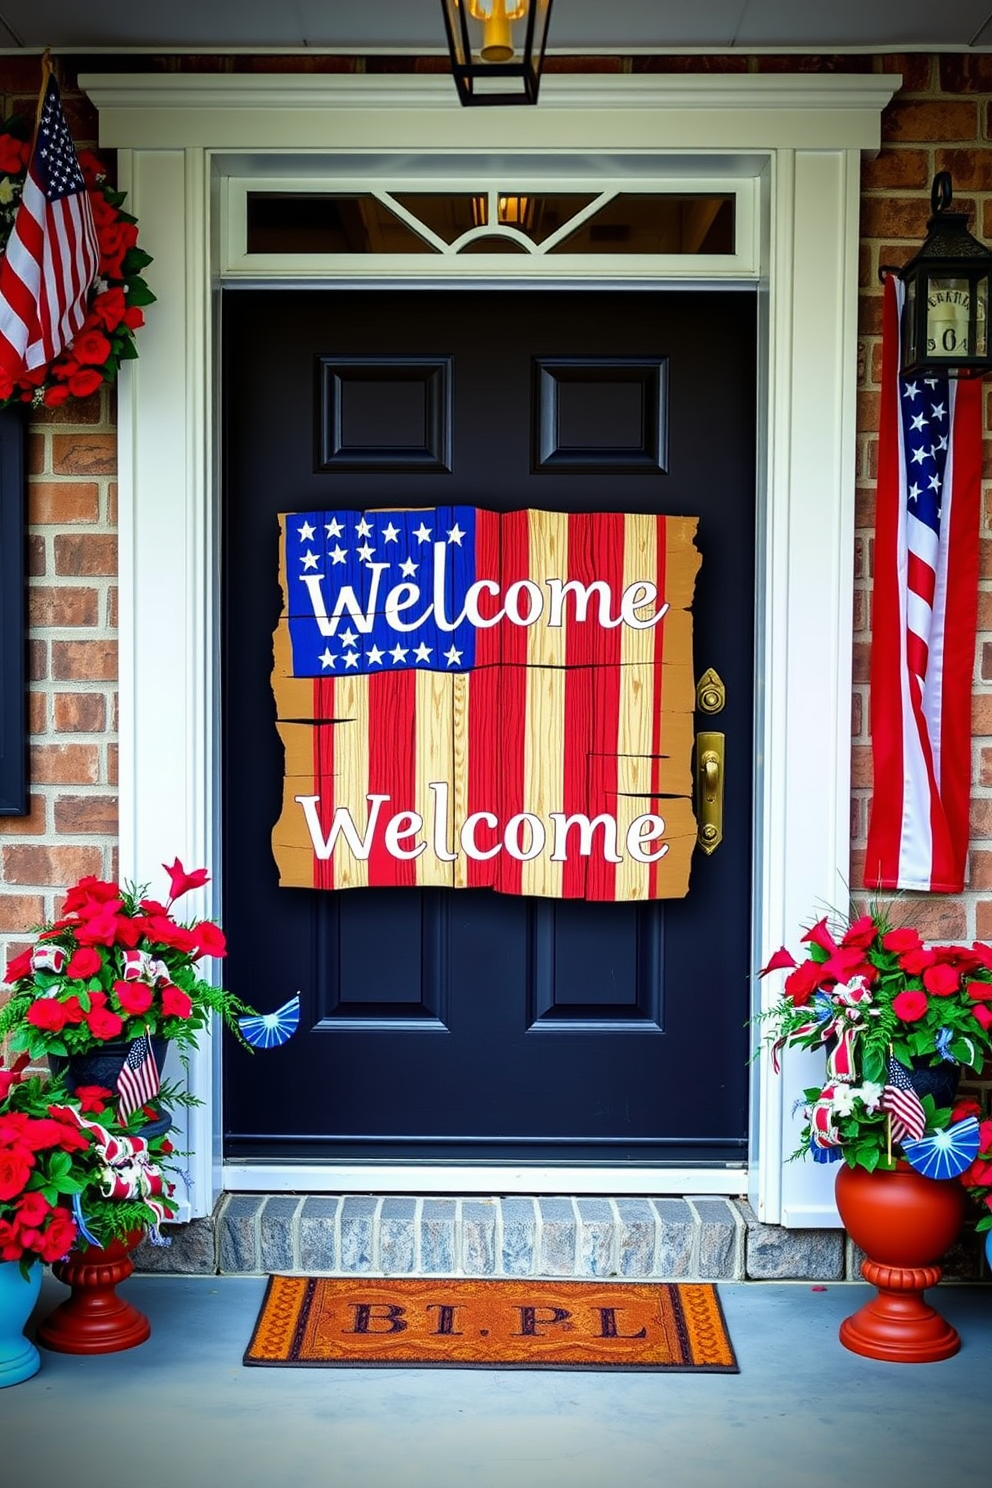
[887,171,992,378]
[440,0,554,107]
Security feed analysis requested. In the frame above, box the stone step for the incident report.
[132,1193,989,1282]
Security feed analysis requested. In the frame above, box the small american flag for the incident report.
[116,1036,160,1125]
[0,71,99,381]
[880,1057,926,1144]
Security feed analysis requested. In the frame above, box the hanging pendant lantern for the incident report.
[889,171,992,379]
[440,0,555,107]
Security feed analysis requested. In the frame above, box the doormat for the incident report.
[244,1277,738,1372]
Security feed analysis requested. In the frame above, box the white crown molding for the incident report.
[82,69,902,114]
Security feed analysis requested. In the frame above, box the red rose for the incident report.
[74,1084,112,1114]
[951,1097,983,1123]
[63,877,120,913]
[67,367,104,398]
[88,192,118,228]
[191,921,226,959]
[112,978,153,1016]
[86,1005,124,1040]
[3,947,33,984]
[69,330,111,367]
[0,1151,34,1202]
[26,997,71,1033]
[89,286,126,331]
[43,384,71,408]
[163,858,210,903]
[899,947,936,975]
[74,904,124,947]
[37,1209,77,1263]
[77,150,106,188]
[0,1218,21,1261]
[122,306,145,330]
[0,132,29,173]
[840,915,877,950]
[892,989,929,1022]
[66,946,103,980]
[973,1004,992,1031]
[965,979,992,1002]
[142,916,198,954]
[882,926,923,954]
[15,1191,52,1227]
[59,995,87,1025]
[923,963,960,996]
[784,959,825,1006]
[820,947,876,986]
[963,1156,992,1187]
[161,984,193,1020]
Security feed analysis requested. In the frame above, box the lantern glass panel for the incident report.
[925,274,973,360]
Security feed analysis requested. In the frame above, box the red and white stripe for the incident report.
[864,276,982,892]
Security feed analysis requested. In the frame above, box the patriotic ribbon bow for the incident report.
[31,943,65,974]
[121,949,172,985]
[772,975,874,1075]
[51,1105,173,1247]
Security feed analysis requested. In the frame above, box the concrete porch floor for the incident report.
[0,1275,987,1488]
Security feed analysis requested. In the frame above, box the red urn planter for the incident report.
[834,1162,966,1363]
[36,1231,150,1355]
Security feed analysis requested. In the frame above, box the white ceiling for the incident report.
[1,1,991,53]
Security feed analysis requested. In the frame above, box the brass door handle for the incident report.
[695,730,724,855]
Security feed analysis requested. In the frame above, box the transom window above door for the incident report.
[222,177,757,280]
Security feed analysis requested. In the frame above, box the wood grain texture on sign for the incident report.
[271,508,700,900]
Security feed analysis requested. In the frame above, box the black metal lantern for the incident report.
[440,0,554,106]
[892,172,992,378]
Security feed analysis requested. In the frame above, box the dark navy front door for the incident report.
[222,289,755,1165]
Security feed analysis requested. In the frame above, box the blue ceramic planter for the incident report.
[0,1258,41,1387]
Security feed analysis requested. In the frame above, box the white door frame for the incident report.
[82,71,899,1225]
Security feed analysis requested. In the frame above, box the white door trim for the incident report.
[84,71,898,1223]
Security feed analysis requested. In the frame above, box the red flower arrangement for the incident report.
[0,1060,177,1272]
[0,861,252,1062]
[756,910,992,1172]
[0,115,154,410]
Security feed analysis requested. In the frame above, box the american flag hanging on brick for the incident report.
[879,1056,926,1144]
[0,70,99,381]
[864,274,983,893]
[116,1035,160,1125]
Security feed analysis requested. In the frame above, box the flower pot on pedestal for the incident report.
[36,1232,150,1355]
[834,1162,966,1363]
[49,1038,171,1138]
[0,1259,42,1387]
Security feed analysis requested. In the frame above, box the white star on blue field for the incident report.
[287,507,479,677]
[900,373,951,537]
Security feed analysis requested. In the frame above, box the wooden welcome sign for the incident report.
[271,507,700,901]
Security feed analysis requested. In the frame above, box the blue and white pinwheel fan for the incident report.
[238,994,300,1049]
[901,1116,981,1181]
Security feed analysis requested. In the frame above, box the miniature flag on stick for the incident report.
[863,275,983,892]
[116,1035,160,1124]
[879,1057,926,1144]
[0,60,99,381]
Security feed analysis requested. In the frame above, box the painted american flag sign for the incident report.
[864,276,983,893]
[271,506,700,901]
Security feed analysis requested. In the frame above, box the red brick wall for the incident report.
[0,53,990,1119]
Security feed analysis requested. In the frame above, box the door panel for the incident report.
[222,289,755,1164]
